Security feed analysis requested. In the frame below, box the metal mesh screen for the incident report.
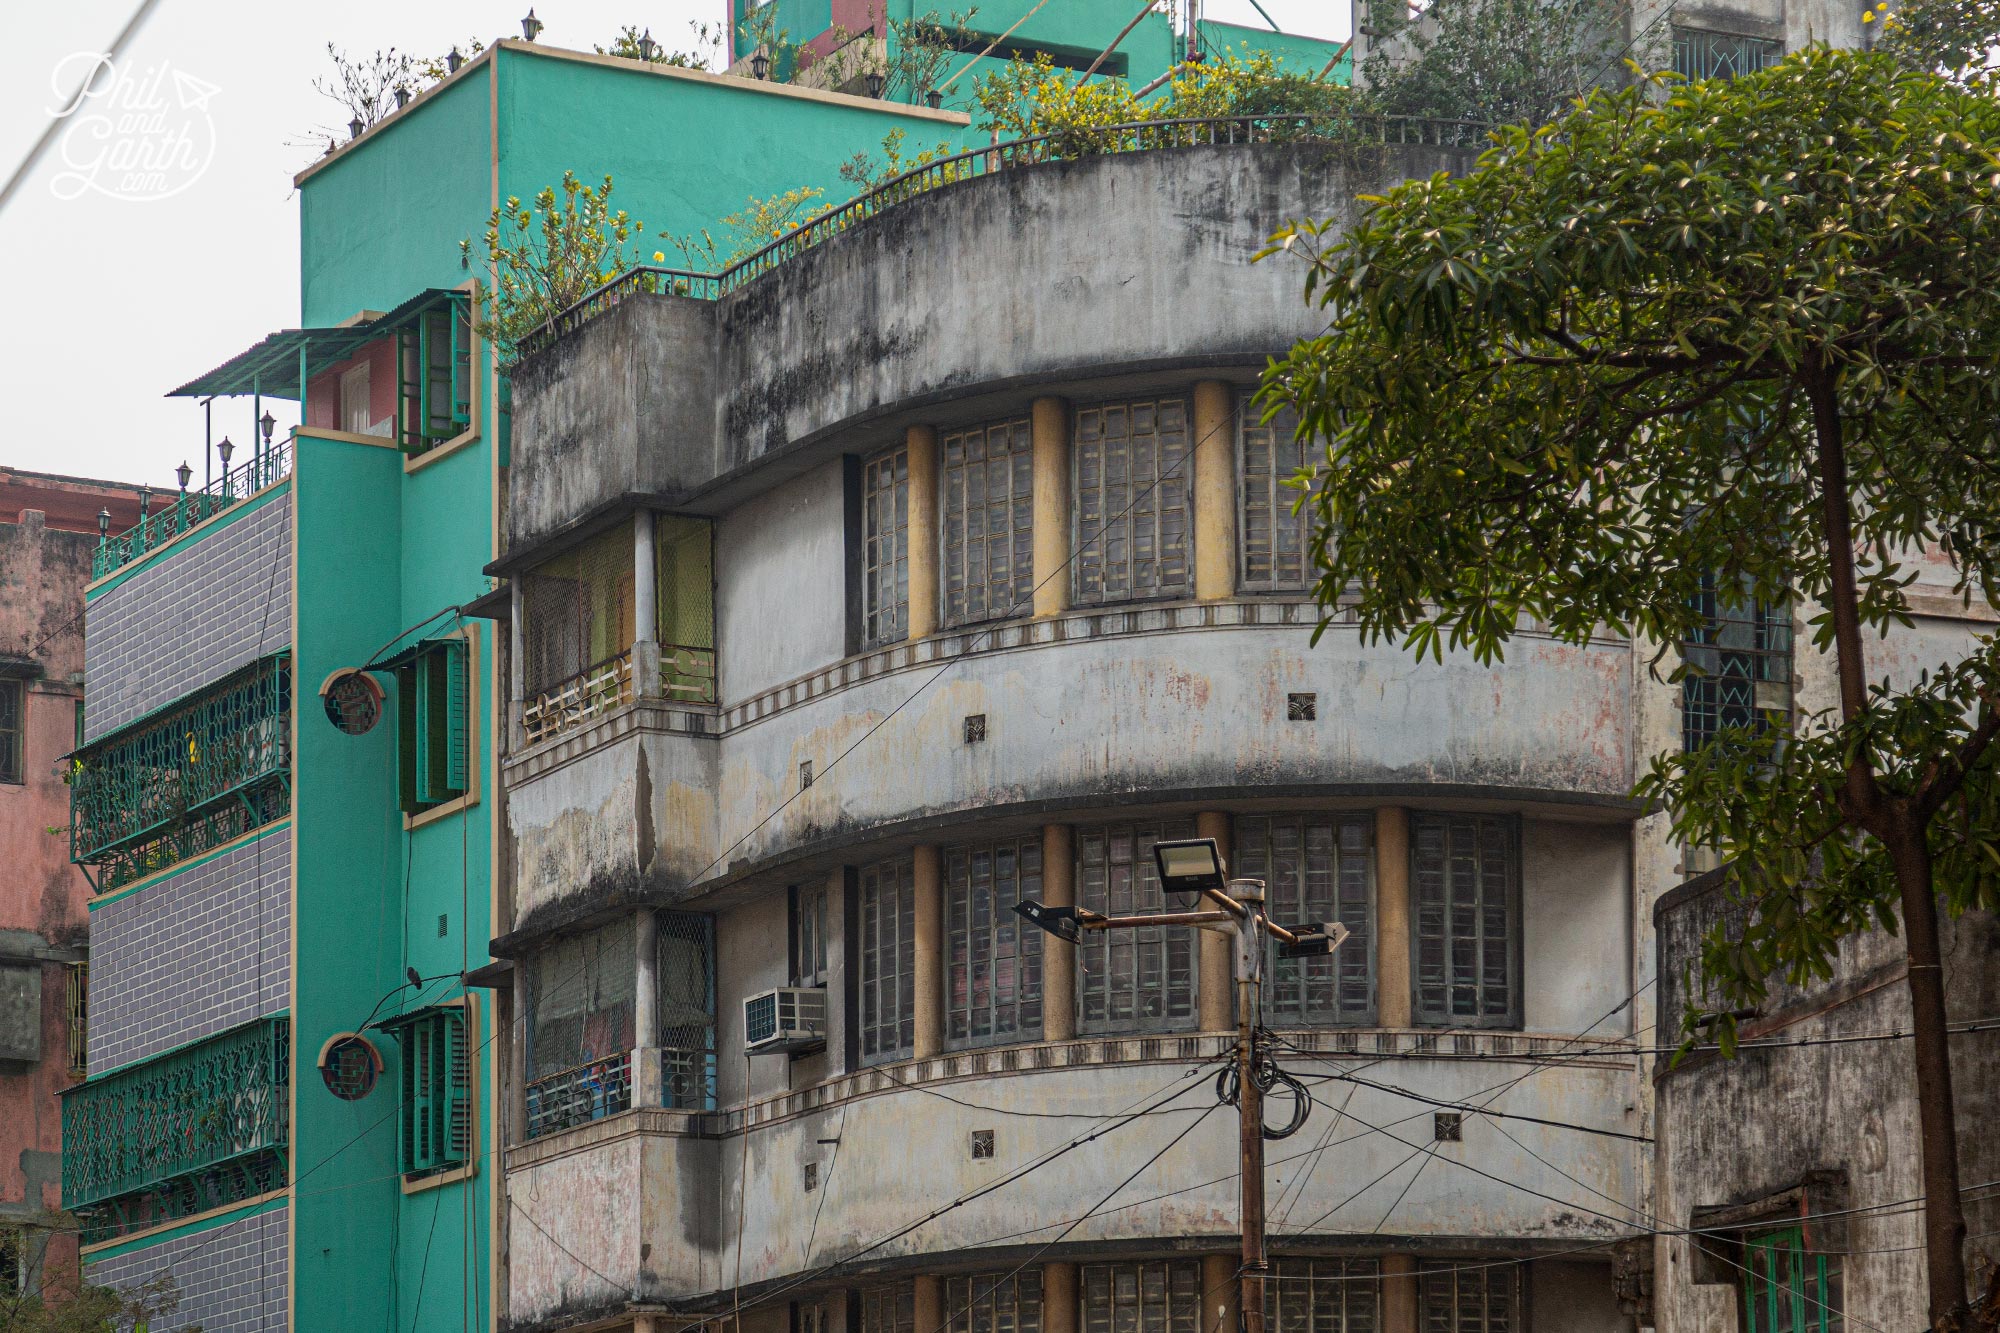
[1412,815,1519,1028]
[1076,820,1197,1034]
[657,911,717,1110]
[1238,401,1315,592]
[656,515,717,703]
[1081,1262,1202,1333]
[946,1270,1043,1333]
[863,447,911,647]
[1237,814,1375,1025]
[1073,398,1193,606]
[942,418,1035,626]
[521,526,634,697]
[945,838,1043,1048]
[527,917,636,1080]
[1418,1262,1520,1333]
[859,858,916,1064]
[1268,1259,1381,1333]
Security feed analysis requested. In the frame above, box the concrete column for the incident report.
[1201,1253,1240,1333]
[508,580,526,751]
[907,425,940,641]
[1043,1261,1079,1333]
[914,1276,945,1333]
[1192,380,1236,601]
[1197,811,1234,1033]
[1041,824,1076,1043]
[1375,808,1412,1029]
[913,844,944,1059]
[634,907,660,1105]
[1381,1254,1418,1333]
[633,509,661,695]
[509,965,530,1144]
[1031,396,1071,618]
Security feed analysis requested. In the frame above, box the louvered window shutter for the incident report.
[444,1010,473,1162]
[422,308,457,439]
[415,640,469,806]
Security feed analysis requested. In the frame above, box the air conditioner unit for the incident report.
[744,986,826,1055]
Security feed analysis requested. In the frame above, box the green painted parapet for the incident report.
[91,438,294,581]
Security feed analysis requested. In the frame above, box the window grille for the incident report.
[1076,820,1197,1034]
[859,858,916,1064]
[656,515,718,704]
[1672,27,1781,80]
[658,911,717,1110]
[1073,398,1193,606]
[863,447,911,647]
[1236,814,1375,1025]
[945,838,1043,1048]
[1742,1225,1843,1333]
[521,527,635,742]
[1239,402,1316,592]
[1418,1262,1520,1333]
[396,636,470,813]
[64,961,86,1079]
[1682,575,1792,753]
[942,419,1035,626]
[396,293,474,455]
[863,1284,915,1333]
[391,1004,474,1179]
[526,919,636,1136]
[947,1269,1044,1333]
[1081,1261,1203,1333]
[791,884,828,988]
[1411,816,1520,1028]
[0,679,22,785]
[1267,1258,1381,1333]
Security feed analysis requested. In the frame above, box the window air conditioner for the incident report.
[744,986,827,1055]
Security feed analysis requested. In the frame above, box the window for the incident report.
[525,920,636,1137]
[863,1284,915,1333]
[1239,402,1316,592]
[0,679,21,785]
[658,912,717,1110]
[1411,815,1519,1028]
[1073,398,1193,606]
[942,418,1035,626]
[339,364,375,435]
[1418,1263,1519,1332]
[1081,1261,1202,1333]
[790,884,828,988]
[1236,814,1375,1025]
[655,515,717,704]
[945,838,1043,1047]
[1267,1258,1380,1333]
[396,636,471,815]
[391,1003,474,1180]
[396,294,473,455]
[1076,820,1197,1034]
[1742,1226,1843,1333]
[863,446,912,646]
[1672,27,1781,80]
[947,1270,1043,1333]
[858,858,916,1064]
[64,961,87,1079]
[1682,576,1792,753]
[521,527,635,741]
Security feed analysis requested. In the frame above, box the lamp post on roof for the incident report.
[521,8,544,41]
[637,28,658,60]
[97,508,109,549]
[349,114,365,141]
[751,48,771,79]
[867,70,884,98]
[217,438,234,499]
[447,47,465,74]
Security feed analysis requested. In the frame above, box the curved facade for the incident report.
[493,139,1651,1333]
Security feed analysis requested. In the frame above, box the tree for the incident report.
[310,44,414,133]
[1873,0,2000,83]
[477,173,641,362]
[596,21,724,68]
[0,1241,190,1333]
[1361,0,1648,126]
[1260,48,2000,1329]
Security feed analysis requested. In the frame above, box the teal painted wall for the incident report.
[1197,19,1349,77]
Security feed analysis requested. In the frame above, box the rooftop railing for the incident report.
[92,437,294,580]
[512,112,1494,361]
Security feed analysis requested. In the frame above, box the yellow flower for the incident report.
[1862,10,1873,17]
[653,250,665,262]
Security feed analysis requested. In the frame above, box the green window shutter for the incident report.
[414,640,469,805]
[397,325,424,454]
[402,1017,436,1174]
[422,309,456,440]
[450,299,474,428]
[444,1010,473,1163]
[395,664,421,814]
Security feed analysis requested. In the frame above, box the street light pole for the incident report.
[1232,877,1268,1333]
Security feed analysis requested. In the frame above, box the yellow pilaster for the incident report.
[1197,810,1233,1033]
[1382,1254,1418,1333]
[1202,1253,1241,1333]
[1042,823,1076,1042]
[1376,807,1412,1028]
[1192,380,1236,601]
[1031,396,1071,618]
[907,424,939,641]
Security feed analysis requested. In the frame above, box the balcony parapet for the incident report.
[91,439,293,582]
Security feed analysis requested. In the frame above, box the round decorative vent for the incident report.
[317,1033,382,1101]
[321,669,384,736]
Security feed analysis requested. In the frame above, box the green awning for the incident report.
[168,288,467,399]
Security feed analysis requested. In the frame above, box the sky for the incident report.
[0,0,1345,493]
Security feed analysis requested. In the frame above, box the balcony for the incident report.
[91,439,293,581]
[61,1015,290,1240]
[69,654,291,892]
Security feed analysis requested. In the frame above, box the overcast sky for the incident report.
[0,0,1344,492]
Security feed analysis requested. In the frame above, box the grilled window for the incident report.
[656,515,717,704]
[859,858,916,1064]
[396,293,474,456]
[1073,398,1193,606]
[1268,1258,1381,1333]
[1236,814,1375,1025]
[945,838,1043,1048]
[1742,1225,1843,1333]
[1411,815,1519,1028]
[1682,576,1792,753]
[64,960,87,1079]
[863,446,912,646]
[1081,1261,1203,1333]
[393,1003,474,1179]
[1418,1262,1519,1333]
[1076,820,1197,1034]
[791,883,829,988]
[0,680,21,785]
[863,1284,915,1333]
[521,525,634,737]
[1239,402,1316,592]
[658,912,717,1111]
[1672,27,1781,80]
[527,918,636,1080]
[947,1270,1044,1333]
[395,635,471,814]
[942,419,1035,626]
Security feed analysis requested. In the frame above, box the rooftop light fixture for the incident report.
[217,437,234,468]
[447,47,465,73]
[1152,837,1228,901]
[348,114,365,140]
[925,87,943,108]
[137,486,150,520]
[176,461,192,492]
[97,509,110,540]
[394,84,412,108]
[637,28,658,60]
[260,410,278,445]
[521,8,544,41]
[866,70,884,98]
[1012,900,1082,944]
[752,49,771,79]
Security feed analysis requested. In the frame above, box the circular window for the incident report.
[321,670,384,736]
[317,1033,382,1101]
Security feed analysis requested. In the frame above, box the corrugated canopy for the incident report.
[167,288,466,399]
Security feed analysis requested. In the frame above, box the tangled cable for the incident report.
[1214,1047,1313,1140]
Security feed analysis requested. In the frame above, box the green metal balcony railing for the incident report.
[69,655,291,889]
[60,1015,291,1214]
[92,438,293,580]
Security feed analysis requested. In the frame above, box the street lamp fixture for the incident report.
[752,49,771,79]
[176,461,192,492]
[521,8,544,41]
[1153,837,1228,900]
[260,410,278,445]
[349,115,365,140]
[1011,900,1082,944]
[97,509,110,541]
[447,47,465,74]
[925,88,943,109]
[866,70,885,98]
[637,28,658,60]
[1277,920,1351,960]
[395,84,412,109]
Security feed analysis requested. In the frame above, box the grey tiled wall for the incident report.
[87,1204,288,1333]
[84,490,292,743]
[86,824,291,1075]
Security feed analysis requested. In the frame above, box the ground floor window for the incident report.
[1267,1258,1380,1333]
[1418,1261,1520,1332]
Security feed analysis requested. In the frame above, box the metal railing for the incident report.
[661,645,718,705]
[512,112,1494,361]
[525,1051,633,1139]
[521,651,635,746]
[61,1015,291,1212]
[93,438,294,580]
